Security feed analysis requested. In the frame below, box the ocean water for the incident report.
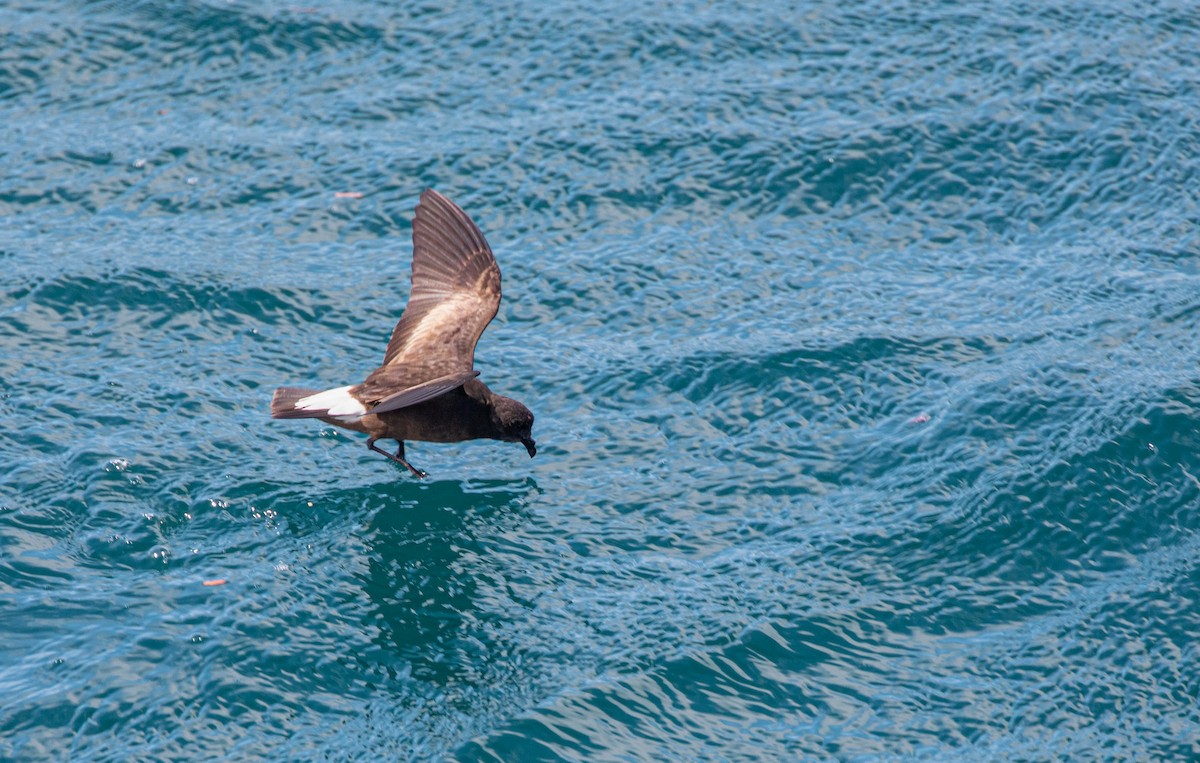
[2,0,1199,760]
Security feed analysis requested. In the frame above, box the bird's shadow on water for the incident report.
[294,474,541,690]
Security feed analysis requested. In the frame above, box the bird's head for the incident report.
[491,395,536,457]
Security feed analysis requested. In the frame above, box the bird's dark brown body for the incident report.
[368,380,516,444]
[270,190,536,477]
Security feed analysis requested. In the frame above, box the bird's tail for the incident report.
[271,385,367,420]
[271,387,324,419]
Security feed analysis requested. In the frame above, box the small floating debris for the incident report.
[202,579,227,587]
[334,191,364,199]
[907,413,931,424]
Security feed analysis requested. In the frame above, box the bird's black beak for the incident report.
[522,437,537,458]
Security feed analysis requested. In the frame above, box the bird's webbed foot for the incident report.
[367,438,428,478]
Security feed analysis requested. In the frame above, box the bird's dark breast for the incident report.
[374,390,495,443]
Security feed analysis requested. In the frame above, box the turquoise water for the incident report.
[3,1,1200,759]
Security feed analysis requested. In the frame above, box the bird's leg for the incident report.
[392,441,429,479]
[367,438,427,478]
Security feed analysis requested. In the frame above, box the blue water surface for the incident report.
[2,1,1200,760]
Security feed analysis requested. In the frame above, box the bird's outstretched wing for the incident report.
[366,369,480,415]
[378,188,501,382]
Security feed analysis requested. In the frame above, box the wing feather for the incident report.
[379,189,501,379]
[365,370,480,415]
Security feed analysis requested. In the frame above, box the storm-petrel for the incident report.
[271,189,536,477]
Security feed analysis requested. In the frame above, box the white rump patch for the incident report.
[295,385,367,419]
